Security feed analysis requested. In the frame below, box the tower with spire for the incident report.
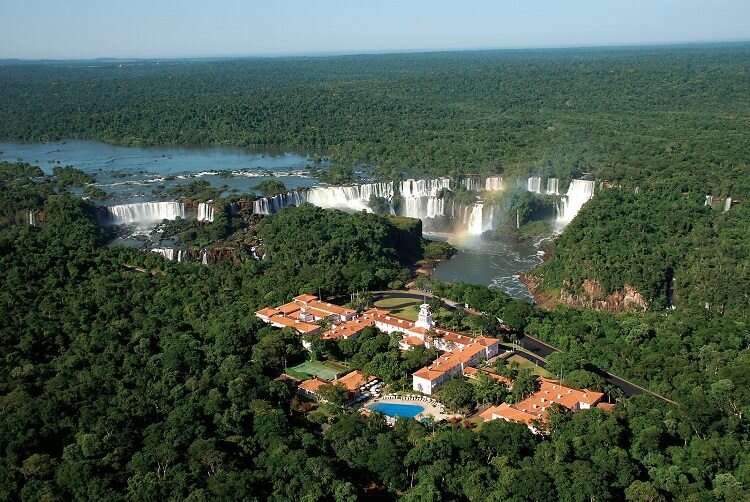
[415,303,434,330]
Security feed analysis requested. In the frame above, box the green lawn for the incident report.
[373,297,422,309]
[287,360,349,381]
[390,305,420,321]
[507,354,553,378]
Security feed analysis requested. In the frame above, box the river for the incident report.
[0,140,319,204]
[2,140,547,300]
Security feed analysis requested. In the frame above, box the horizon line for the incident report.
[3,38,750,63]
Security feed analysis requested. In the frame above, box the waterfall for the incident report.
[527,176,542,194]
[104,202,186,225]
[399,178,451,198]
[151,248,176,261]
[306,182,394,212]
[398,178,451,219]
[546,178,559,195]
[201,250,208,265]
[248,176,503,235]
[724,197,732,212]
[463,203,495,235]
[27,210,36,226]
[485,176,503,191]
[253,191,306,214]
[557,179,596,224]
[252,182,394,215]
[197,202,215,222]
[461,177,482,192]
[177,250,186,263]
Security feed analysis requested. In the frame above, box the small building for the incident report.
[297,371,378,403]
[336,370,378,401]
[298,377,329,400]
[321,317,374,342]
[479,378,604,432]
[255,293,356,337]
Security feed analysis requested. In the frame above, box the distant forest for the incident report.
[1,45,749,194]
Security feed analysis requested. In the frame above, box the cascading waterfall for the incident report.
[398,178,451,219]
[104,202,186,225]
[527,176,542,194]
[485,176,503,191]
[546,178,559,195]
[461,177,482,192]
[197,202,215,222]
[467,204,484,235]
[306,182,394,212]
[557,179,596,224]
[399,178,450,198]
[27,210,36,226]
[253,191,306,214]
[151,248,176,261]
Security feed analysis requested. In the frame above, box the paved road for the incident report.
[516,333,676,403]
[369,290,677,404]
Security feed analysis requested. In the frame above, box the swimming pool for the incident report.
[368,402,425,418]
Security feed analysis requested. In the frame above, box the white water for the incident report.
[151,248,176,261]
[485,176,503,191]
[527,176,542,194]
[557,179,596,224]
[306,182,393,212]
[546,178,559,195]
[197,202,214,222]
[104,202,186,225]
[461,177,482,192]
[467,203,485,235]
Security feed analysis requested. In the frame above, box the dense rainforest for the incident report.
[1,45,749,193]
[2,164,750,501]
[2,45,749,308]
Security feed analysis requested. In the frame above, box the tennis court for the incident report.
[288,360,349,380]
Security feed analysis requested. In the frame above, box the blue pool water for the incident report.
[368,402,425,418]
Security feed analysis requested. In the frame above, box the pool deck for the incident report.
[364,396,462,422]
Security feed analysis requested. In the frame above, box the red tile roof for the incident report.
[321,318,374,340]
[298,377,329,395]
[264,314,320,334]
[337,370,376,392]
[480,378,605,427]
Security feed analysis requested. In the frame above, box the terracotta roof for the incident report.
[480,403,538,424]
[322,318,374,340]
[364,308,416,330]
[404,336,425,346]
[336,370,376,392]
[306,299,356,317]
[277,302,302,315]
[298,377,329,394]
[255,307,280,318]
[480,379,605,427]
[265,314,320,334]
[294,294,318,303]
[413,367,446,380]
[413,342,490,382]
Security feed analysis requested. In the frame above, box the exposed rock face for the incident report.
[560,280,648,312]
[522,275,648,312]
